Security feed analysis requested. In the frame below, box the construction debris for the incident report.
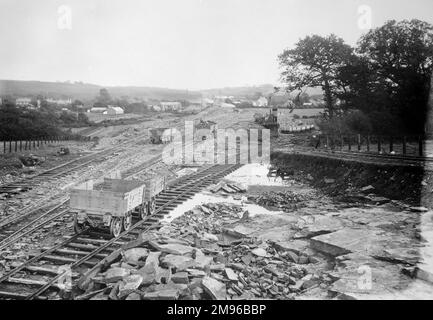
[75,202,325,300]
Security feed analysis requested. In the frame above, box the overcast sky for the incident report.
[0,0,432,89]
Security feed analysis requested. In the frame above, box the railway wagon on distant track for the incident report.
[70,175,166,237]
[149,128,175,144]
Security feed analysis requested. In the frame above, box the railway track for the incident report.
[0,137,148,197]
[290,147,433,168]
[0,164,241,300]
[0,154,164,251]
[0,136,196,253]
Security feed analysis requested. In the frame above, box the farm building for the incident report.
[160,101,182,112]
[15,97,32,107]
[253,96,268,107]
[107,106,124,115]
[89,107,107,113]
[220,102,236,108]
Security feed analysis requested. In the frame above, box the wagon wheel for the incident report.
[73,215,85,234]
[110,217,123,238]
[139,204,147,220]
[147,198,156,215]
[123,212,132,231]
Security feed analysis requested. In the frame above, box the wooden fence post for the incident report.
[378,136,381,153]
[3,141,6,154]
[389,136,393,153]
[348,136,352,151]
[367,135,370,152]
[402,136,407,155]
[419,136,423,156]
[357,134,361,151]
[9,140,12,153]
[19,140,22,152]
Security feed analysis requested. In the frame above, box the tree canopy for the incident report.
[279,19,433,135]
[278,34,353,117]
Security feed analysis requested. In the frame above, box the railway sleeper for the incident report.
[47,248,108,260]
[25,265,80,278]
[35,254,96,267]
[4,277,64,290]
[72,236,126,246]
[0,290,42,300]
[66,242,116,252]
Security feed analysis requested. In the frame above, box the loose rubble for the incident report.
[76,202,329,300]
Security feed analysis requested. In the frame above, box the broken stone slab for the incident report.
[171,272,189,284]
[194,251,214,269]
[133,264,157,286]
[186,269,207,277]
[202,276,226,300]
[225,268,239,281]
[157,243,195,255]
[104,267,131,283]
[414,267,433,284]
[125,292,141,300]
[274,240,310,255]
[373,247,420,265]
[118,274,143,298]
[223,225,255,239]
[366,196,390,205]
[122,248,148,265]
[209,264,225,272]
[161,254,196,271]
[145,251,161,267]
[361,185,375,193]
[285,251,299,263]
[201,233,219,242]
[296,215,344,238]
[311,228,383,257]
[142,289,179,300]
[251,247,268,258]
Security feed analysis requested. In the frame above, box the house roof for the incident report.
[108,106,124,112]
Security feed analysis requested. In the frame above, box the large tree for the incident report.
[278,34,353,118]
[356,19,433,134]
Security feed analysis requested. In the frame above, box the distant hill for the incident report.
[201,84,323,98]
[0,80,201,102]
[0,80,324,102]
[201,84,276,97]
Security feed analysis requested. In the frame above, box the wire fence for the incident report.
[315,134,426,157]
[0,135,92,154]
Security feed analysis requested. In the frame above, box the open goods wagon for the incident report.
[149,128,175,144]
[70,175,166,237]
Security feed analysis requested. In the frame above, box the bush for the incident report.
[317,110,372,135]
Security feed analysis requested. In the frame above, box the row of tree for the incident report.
[278,19,433,135]
[0,102,92,140]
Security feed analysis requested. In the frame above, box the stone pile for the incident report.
[249,190,306,211]
[76,203,325,300]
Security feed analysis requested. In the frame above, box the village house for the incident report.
[46,98,72,105]
[106,106,124,115]
[253,96,268,107]
[160,101,182,112]
[89,107,108,113]
[15,97,33,108]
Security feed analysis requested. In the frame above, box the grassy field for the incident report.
[86,112,144,123]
